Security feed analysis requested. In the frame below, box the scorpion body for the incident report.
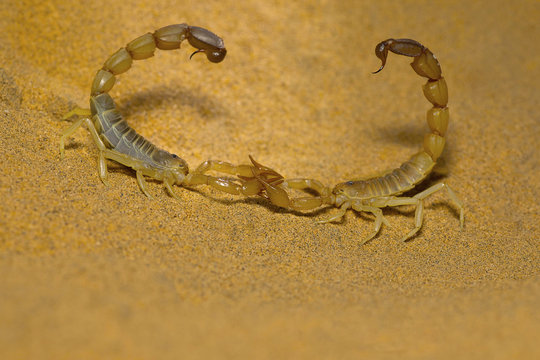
[60,24,278,199]
[228,39,464,243]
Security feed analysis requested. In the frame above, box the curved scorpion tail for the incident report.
[375,38,448,162]
[90,24,227,99]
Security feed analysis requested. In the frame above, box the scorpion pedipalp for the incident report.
[373,38,425,74]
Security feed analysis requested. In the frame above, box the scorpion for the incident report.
[207,38,464,244]
[60,24,280,200]
[59,27,463,243]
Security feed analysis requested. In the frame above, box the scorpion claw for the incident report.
[248,155,284,179]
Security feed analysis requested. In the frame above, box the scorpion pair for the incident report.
[60,24,464,244]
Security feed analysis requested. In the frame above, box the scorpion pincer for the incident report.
[230,39,464,244]
[60,24,278,199]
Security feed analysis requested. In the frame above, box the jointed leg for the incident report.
[62,107,92,119]
[385,197,423,241]
[351,204,390,244]
[316,203,349,224]
[136,170,153,198]
[60,112,112,186]
[60,107,93,158]
[384,184,463,241]
[413,183,464,228]
[163,177,181,200]
[98,151,110,186]
[101,149,157,197]
[60,117,85,158]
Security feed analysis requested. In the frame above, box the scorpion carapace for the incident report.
[59,24,271,199]
[226,38,464,244]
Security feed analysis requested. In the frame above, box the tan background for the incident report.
[1,0,538,358]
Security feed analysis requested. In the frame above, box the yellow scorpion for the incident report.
[60,24,281,200]
[216,38,464,243]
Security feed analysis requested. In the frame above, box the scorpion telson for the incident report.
[187,25,227,62]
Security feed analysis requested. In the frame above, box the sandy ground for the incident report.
[0,0,539,358]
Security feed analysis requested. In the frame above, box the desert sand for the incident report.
[0,0,538,358]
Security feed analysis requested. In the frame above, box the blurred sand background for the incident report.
[0,0,538,358]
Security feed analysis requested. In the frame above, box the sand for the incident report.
[0,0,538,358]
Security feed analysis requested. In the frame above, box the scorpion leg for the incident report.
[62,107,92,120]
[316,203,349,224]
[101,149,182,200]
[59,117,85,159]
[82,122,112,187]
[61,113,111,186]
[404,200,424,242]
[380,183,463,241]
[98,151,109,186]
[413,182,464,228]
[163,177,181,200]
[59,108,92,158]
[135,170,153,198]
[351,204,390,244]
[384,197,423,241]
[101,149,167,198]
[84,123,110,186]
